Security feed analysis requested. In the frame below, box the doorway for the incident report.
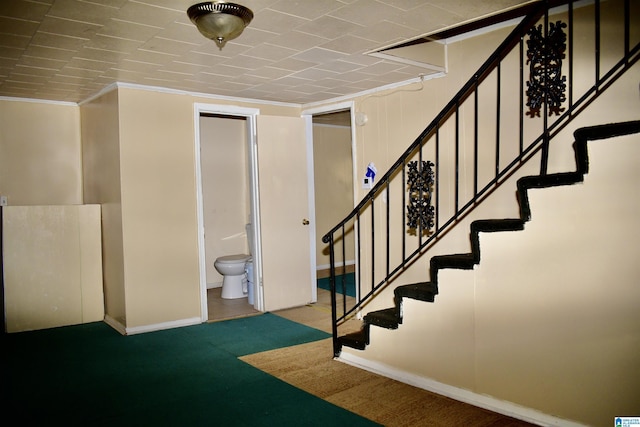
[194,103,263,322]
[303,103,357,302]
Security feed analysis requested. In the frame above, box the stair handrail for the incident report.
[322,0,639,355]
[323,2,549,244]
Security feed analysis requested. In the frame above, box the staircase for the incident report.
[323,0,640,358]
[338,120,640,351]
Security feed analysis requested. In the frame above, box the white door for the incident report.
[256,115,314,311]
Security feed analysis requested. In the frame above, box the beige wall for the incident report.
[115,88,202,329]
[200,115,249,286]
[0,99,82,205]
[81,89,126,327]
[312,123,354,268]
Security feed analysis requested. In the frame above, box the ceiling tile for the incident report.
[155,22,206,44]
[292,47,349,64]
[129,48,178,66]
[0,0,51,21]
[58,65,103,79]
[245,66,293,80]
[0,46,24,60]
[14,63,59,76]
[31,31,88,51]
[19,54,66,70]
[295,15,364,40]
[117,58,161,73]
[66,56,115,71]
[242,43,298,61]
[381,0,432,11]
[114,1,182,28]
[47,0,115,26]
[97,19,162,41]
[315,59,363,73]
[249,8,309,34]
[358,61,404,75]
[328,0,400,27]
[0,16,40,37]
[351,20,418,44]
[269,57,317,72]
[267,31,329,51]
[319,34,377,54]
[37,16,102,39]
[269,0,344,20]
[201,63,249,77]
[139,36,199,56]
[84,33,143,52]
[221,54,274,70]
[229,73,271,86]
[290,67,339,81]
[0,33,31,49]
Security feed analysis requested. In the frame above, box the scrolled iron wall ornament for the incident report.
[406,160,435,234]
[525,20,568,117]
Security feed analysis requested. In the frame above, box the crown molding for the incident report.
[0,96,77,107]
[78,81,301,108]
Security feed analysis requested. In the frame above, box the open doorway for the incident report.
[307,108,357,303]
[194,103,263,323]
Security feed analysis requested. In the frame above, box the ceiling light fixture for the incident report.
[187,2,254,50]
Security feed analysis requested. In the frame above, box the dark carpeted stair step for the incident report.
[472,218,525,233]
[518,171,584,191]
[365,308,399,329]
[338,328,369,350]
[395,282,437,302]
[431,253,476,270]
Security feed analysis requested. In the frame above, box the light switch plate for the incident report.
[0,195,7,206]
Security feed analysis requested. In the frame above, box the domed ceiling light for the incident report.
[187,2,254,50]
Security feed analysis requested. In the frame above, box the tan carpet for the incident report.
[240,296,537,427]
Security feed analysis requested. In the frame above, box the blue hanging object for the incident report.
[365,162,377,181]
[363,162,377,189]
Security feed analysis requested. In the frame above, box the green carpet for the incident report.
[2,313,380,426]
[318,273,356,297]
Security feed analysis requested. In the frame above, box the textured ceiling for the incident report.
[0,0,532,105]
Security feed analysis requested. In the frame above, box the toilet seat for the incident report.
[215,254,250,264]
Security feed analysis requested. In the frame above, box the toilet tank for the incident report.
[245,223,253,256]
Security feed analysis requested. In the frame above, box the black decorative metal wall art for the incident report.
[406,160,435,234]
[525,20,567,117]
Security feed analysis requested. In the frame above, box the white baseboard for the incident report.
[207,282,222,289]
[104,315,126,335]
[338,351,588,427]
[103,314,202,336]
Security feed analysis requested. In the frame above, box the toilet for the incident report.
[214,224,253,300]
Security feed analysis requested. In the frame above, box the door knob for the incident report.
[302,219,310,225]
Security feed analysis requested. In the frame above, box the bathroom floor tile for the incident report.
[207,287,260,322]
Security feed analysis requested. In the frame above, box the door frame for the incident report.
[193,103,263,321]
[301,101,358,296]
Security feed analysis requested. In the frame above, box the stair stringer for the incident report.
[338,121,640,426]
